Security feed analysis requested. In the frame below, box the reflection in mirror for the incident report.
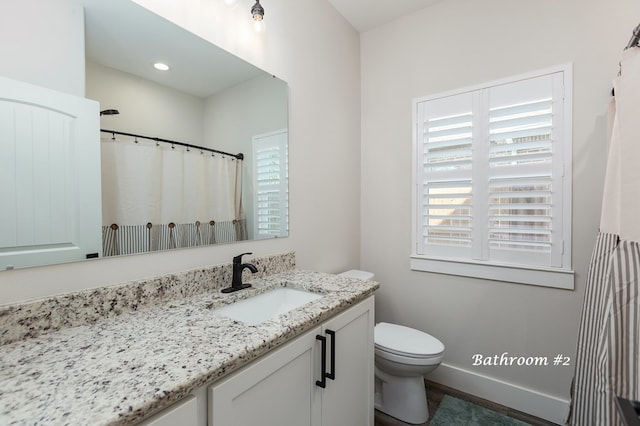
[0,0,288,270]
[86,0,289,257]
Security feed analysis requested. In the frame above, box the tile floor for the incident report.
[374,381,562,426]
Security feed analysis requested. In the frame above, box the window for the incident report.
[252,130,288,239]
[411,65,573,289]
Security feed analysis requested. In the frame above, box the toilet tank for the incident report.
[338,269,375,281]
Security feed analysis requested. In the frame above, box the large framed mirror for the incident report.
[0,0,288,271]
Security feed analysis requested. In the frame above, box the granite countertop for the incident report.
[0,270,378,425]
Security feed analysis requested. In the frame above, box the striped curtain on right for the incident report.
[570,47,640,425]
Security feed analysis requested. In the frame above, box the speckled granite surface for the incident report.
[0,268,378,425]
[0,252,295,346]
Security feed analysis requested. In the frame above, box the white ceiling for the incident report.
[82,0,265,98]
[327,0,444,33]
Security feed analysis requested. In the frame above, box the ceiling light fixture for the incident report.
[153,62,170,71]
[251,0,265,33]
[220,0,266,32]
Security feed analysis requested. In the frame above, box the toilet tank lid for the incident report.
[338,269,375,281]
[375,322,444,356]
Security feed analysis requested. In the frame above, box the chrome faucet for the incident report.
[222,252,258,293]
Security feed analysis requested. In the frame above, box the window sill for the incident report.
[410,256,574,290]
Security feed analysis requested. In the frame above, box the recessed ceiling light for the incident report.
[153,62,170,71]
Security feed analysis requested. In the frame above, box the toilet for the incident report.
[338,270,445,425]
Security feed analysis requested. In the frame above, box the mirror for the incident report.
[1,0,288,270]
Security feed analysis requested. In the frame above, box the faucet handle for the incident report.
[233,252,253,264]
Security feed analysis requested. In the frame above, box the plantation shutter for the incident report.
[252,130,288,239]
[416,91,476,259]
[486,73,565,266]
[414,70,567,269]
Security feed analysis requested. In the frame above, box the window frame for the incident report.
[410,64,574,289]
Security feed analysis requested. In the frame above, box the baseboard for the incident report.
[428,363,570,425]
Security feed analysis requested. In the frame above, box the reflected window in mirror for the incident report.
[252,130,289,239]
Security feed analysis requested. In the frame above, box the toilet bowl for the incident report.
[375,322,444,424]
[338,270,445,425]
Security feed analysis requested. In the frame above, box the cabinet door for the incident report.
[209,327,321,426]
[138,395,198,426]
[320,296,375,426]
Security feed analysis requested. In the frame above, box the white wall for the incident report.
[86,61,205,144]
[360,0,640,422]
[204,73,287,155]
[0,0,85,96]
[0,0,361,304]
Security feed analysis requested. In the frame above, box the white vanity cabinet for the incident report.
[209,295,374,426]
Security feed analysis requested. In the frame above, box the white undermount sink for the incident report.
[214,287,322,325]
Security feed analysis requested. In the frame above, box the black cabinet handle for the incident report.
[315,335,327,388]
[326,329,336,381]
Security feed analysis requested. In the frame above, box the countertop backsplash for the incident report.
[0,252,296,346]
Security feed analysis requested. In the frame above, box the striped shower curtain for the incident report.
[571,47,640,425]
[100,135,246,256]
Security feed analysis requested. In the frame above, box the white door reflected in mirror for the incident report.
[0,76,102,270]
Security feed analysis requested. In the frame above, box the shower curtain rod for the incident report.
[625,22,640,50]
[100,129,244,160]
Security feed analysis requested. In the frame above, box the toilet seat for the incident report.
[375,322,444,364]
[375,346,443,366]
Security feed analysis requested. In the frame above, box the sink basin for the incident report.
[214,287,322,325]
